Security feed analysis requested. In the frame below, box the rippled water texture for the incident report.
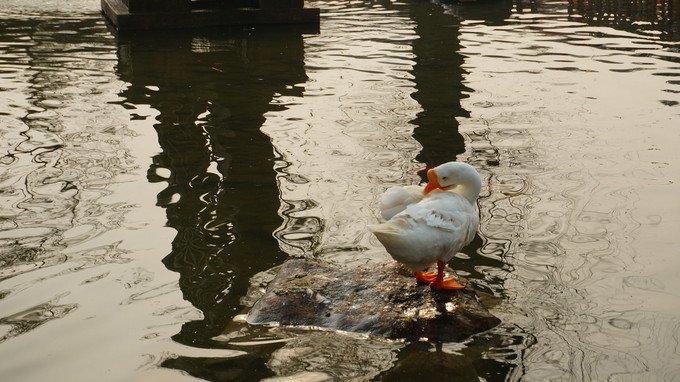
[1,0,679,380]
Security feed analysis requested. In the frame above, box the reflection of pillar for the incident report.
[407,0,515,168]
[116,29,307,345]
[408,6,470,168]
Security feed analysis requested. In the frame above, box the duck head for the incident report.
[423,162,482,203]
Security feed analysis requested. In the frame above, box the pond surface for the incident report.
[1,0,679,380]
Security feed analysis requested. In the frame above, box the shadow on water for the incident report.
[115,26,309,373]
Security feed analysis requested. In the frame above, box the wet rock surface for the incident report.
[246,259,500,342]
[268,331,399,380]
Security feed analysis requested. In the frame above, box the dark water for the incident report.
[1,0,679,381]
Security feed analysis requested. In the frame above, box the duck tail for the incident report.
[368,221,407,245]
[369,221,398,234]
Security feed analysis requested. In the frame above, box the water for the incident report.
[0,0,679,380]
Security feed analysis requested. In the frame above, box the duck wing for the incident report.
[404,193,478,245]
[378,185,424,220]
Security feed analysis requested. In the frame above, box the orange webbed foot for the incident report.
[414,271,437,284]
[431,278,465,291]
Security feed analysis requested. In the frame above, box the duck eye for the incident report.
[442,176,448,180]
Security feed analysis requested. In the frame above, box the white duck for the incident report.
[370,162,481,290]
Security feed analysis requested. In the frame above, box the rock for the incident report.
[240,265,281,307]
[246,259,500,342]
[261,371,333,382]
[267,331,399,380]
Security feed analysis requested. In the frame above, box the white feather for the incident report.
[378,185,424,220]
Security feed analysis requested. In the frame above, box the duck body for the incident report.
[371,190,478,271]
[369,162,482,290]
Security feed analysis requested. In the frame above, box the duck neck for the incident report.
[453,174,481,205]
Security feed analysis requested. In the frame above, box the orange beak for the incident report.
[423,168,440,195]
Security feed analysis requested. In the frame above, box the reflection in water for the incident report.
[116,28,308,354]
[409,3,470,166]
[568,0,680,39]
[0,11,198,382]
[458,0,680,379]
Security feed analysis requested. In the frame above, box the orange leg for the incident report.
[431,260,464,290]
